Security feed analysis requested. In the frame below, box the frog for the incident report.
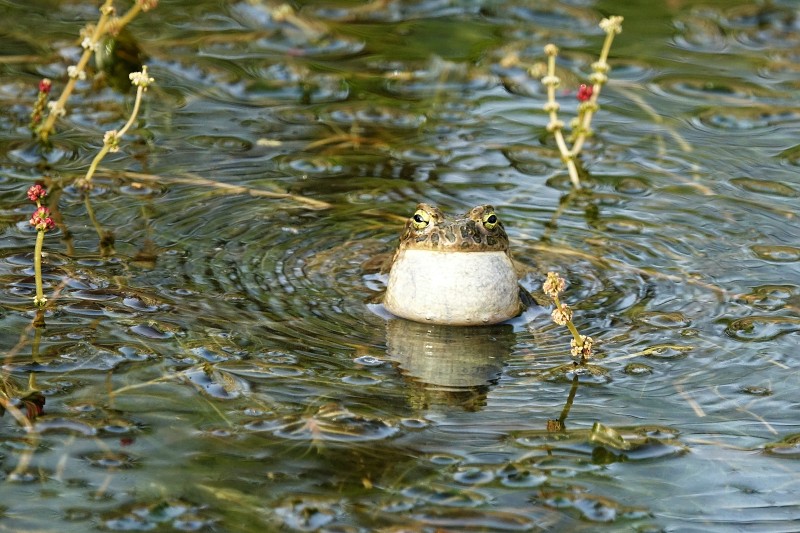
[383,203,532,325]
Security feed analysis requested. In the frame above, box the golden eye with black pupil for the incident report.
[483,212,498,229]
[412,209,431,229]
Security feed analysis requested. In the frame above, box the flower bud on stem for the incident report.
[543,271,594,363]
[541,16,623,188]
[26,185,55,311]
[37,0,158,143]
[79,66,152,190]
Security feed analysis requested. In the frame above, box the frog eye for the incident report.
[483,212,498,229]
[412,209,431,229]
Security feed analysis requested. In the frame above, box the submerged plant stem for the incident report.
[105,170,333,210]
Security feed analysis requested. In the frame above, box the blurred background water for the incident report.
[1,0,799,531]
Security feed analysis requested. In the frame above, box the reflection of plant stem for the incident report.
[0,393,37,479]
[32,326,43,363]
[558,375,580,423]
[570,20,622,156]
[542,46,577,186]
[540,189,580,243]
[84,195,105,242]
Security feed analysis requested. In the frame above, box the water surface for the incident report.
[1,0,799,531]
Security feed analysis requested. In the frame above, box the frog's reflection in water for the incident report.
[385,318,514,412]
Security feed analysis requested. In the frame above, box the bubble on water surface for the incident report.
[496,464,548,488]
[633,312,692,329]
[406,507,551,532]
[185,134,252,152]
[537,489,652,524]
[640,344,693,360]
[353,355,384,367]
[513,424,688,463]
[279,155,346,175]
[129,323,177,340]
[34,418,97,436]
[453,466,495,485]
[740,385,771,396]
[535,363,612,385]
[182,364,250,400]
[6,343,134,372]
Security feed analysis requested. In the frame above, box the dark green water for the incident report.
[1,0,799,531]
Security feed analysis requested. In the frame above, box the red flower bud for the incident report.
[30,206,55,231]
[38,78,52,94]
[577,83,593,102]
[27,184,47,202]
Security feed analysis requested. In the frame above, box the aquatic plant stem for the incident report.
[548,375,580,431]
[27,185,54,309]
[38,0,114,142]
[552,293,582,346]
[271,4,326,40]
[570,17,623,157]
[33,230,45,307]
[543,45,581,188]
[82,74,146,186]
[37,0,157,143]
[541,16,623,188]
[112,2,143,31]
[543,271,594,362]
